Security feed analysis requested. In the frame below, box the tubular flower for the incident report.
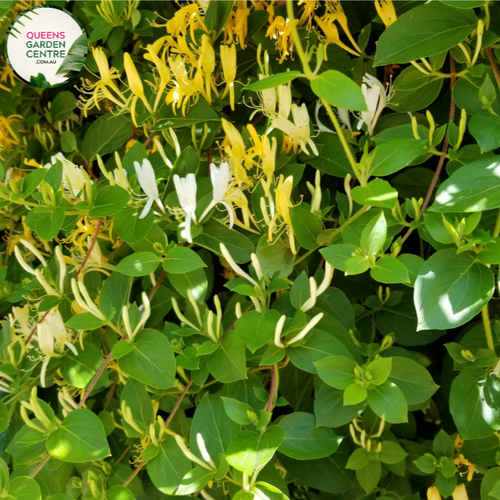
[224,1,249,50]
[224,186,255,229]
[221,45,237,110]
[199,34,216,103]
[266,16,296,64]
[124,53,153,127]
[173,174,198,243]
[247,125,277,195]
[221,118,253,187]
[48,153,90,200]
[78,47,126,117]
[0,59,17,89]
[269,175,297,254]
[272,103,319,156]
[357,73,392,135]
[298,0,319,31]
[314,15,361,58]
[134,159,165,219]
[166,56,200,115]
[427,487,442,500]
[324,1,362,53]
[200,162,234,227]
[36,309,78,388]
[0,114,21,159]
[452,485,469,500]
[163,3,208,40]
[374,0,397,27]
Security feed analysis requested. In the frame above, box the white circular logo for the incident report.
[5,6,87,88]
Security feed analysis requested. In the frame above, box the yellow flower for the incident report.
[452,454,476,482]
[78,47,126,117]
[124,52,153,126]
[452,485,469,500]
[0,114,21,159]
[164,4,208,40]
[221,45,237,110]
[266,16,296,64]
[427,486,441,500]
[221,118,253,187]
[325,1,362,53]
[0,59,16,89]
[269,175,296,254]
[375,0,397,27]
[166,56,201,115]
[315,15,361,58]
[200,34,216,102]
[224,186,255,230]
[298,0,319,31]
[224,1,249,50]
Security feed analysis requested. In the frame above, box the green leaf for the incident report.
[366,357,392,385]
[0,400,9,434]
[315,355,357,389]
[367,381,408,423]
[346,448,369,470]
[156,98,220,130]
[433,430,455,458]
[56,33,88,75]
[278,412,342,460]
[47,409,110,463]
[432,157,500,212]
[205,0,235,37]
[303,133,354,178]
[99,271,132,322]
[226,427,285,476]
[190,394,239,461]
[481,468,500,500]
[351,179,398,209]
[6,424,46,464]
[374,2,477,66]
[208,333,247,383]
[360,211,387,256]
[343,383,367,405]
[147,437,191,494]
[176,467,214,495]
[320,244,357,272]
[60,131,77,153]
[118,330,176,389]
[105,485,135,500]
[469,113,500,153]
[244,72,302,92]
[60,341,108,389]
[82,115,132,162]
[289,205,322,250]
[26,208,65,241]
[369,139,428,176]
[163,246,207,274]
[221,397,254,426]
[388,357,439,405]
[7,477,41,500]
[116,252,160,277]
[379,441,408,465]
[50,91,77,121]
[235,310,281,353]
[121,378,155,433]
[344,255,371,276]
[114,208,155,244]
[356,459,381,494]
[370,256,409,284]
[65,314,106,330]
[414,249,494,330]
[89,186,130,218]
[450,365,500,440]
[311,70,367,111]
[314,385,366,427]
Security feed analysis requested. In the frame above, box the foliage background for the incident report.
[0,1,500,500]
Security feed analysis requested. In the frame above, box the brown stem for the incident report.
[266,365,276,413]
[78,351,113,409]
[148,270,166,302]
[143,131,156,147]
[402,55,456,244]
[3,218,14,267]
[29,453,51,478]
[70,220,102,286]
[102,383,117,412]
[487,47,500,91]
[122,380,193,487]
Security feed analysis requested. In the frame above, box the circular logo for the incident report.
[5,6,88,89]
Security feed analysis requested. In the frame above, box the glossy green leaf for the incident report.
[311,70,367,111]
[163,246,207,274]
[115,252,160,277]
[351,179,398,209]
[367,381,408,423]
[245,72,301,92]
[89,186,130,218]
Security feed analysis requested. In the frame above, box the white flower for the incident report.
[200,162,234,227]
[50,153,88,198]
[272,103,319,156]
[134,159,165,219]
[357,73,391,135]
[37,309,78,387]
[173,173,197,243]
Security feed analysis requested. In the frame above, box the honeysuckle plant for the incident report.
[2,1,500,499]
